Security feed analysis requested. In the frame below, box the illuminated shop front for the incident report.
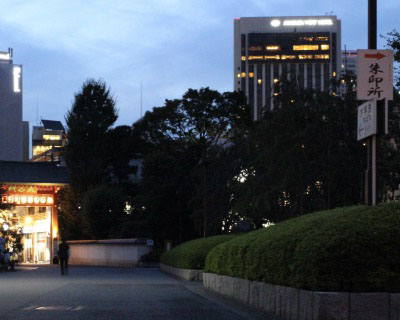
[0,161,68,264]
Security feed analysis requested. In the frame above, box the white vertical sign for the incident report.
[357,49,393,101]
[357,100,377,141]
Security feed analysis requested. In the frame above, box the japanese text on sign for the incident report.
[357,100,377,141]
[357,50,393,101]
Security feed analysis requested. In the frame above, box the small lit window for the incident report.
[273,93,278,96]
[321,44,330,50]
[257,79,262,85]
[316,36,329,41]
[315,54,329,59]
[293,45,319,51]
[281,55,296,60]
[241,72,246,78]
[332,71,337,77]
[298,55,313,59]
[248,55,263,61]
[264,55,280,60]
[300,37,314,42]
[249,46,262,51]
[266,45,280,51]
[237,73,241,78]
[249,72,254,78]
[273,79,279,83]
[241,56,246,61]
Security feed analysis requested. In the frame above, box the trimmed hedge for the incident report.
[204,203,400,292]
[161,235,237,270]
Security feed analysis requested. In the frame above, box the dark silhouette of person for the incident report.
[57,239,70,275]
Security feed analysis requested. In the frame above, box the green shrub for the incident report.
[161,235,237,270]
[204,203,400,292]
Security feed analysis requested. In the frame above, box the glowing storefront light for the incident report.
[2,194,54,205]
[13,66,21,93]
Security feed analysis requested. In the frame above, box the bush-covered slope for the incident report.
[161,235,237,270]
[204,203,400,292]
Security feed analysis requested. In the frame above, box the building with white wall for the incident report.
[234,16,342,120]
[0,48,25,161]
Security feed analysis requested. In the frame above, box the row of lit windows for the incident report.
[248,44,329,52]
[238,70,336,79]
[299,36,329,42]
[244,54,330,61]
[32,145,51,156]
[293,44,329,51]
[43,134,61,141]
[249,45,282,51]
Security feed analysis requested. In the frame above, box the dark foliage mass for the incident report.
[58,32,400,246]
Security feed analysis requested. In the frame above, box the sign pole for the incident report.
[368,0,377,206]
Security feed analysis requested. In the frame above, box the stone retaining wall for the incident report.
[203,273,398,320]
[160,263,203,281]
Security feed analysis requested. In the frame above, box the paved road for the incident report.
[0,265,274,320]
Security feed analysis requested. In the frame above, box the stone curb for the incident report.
[203,273,394,320]
[160,263,203,281]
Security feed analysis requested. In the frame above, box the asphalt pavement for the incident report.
[0,265,276,320]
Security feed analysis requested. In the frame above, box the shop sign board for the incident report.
[357,100,377,141]
[357,49,394,101]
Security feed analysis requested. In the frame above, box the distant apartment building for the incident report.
[32,120,66,162]
[234,16,342,120]
[0,48,27,160]
[339,50,357,95]
[341,50,358,76]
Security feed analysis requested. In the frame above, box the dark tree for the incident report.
[64,79,118,193]
[82,185,126,239]
[132,88,251,242]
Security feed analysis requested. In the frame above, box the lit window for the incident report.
[298,55,313,59]
[266,45,280,51]
[264,55,280,60]
[281,55,296,60]
[237,73,241,78]
[43,134,61,140]
[300,37,314,42]
[249,46,262,51]
[321,44,330,50]
[332,71,337,77]
[273,79,279,83]
[316,36,329,41]
[241,72,246,78]
[257,79,262,85]
[241,56,246,61]
[315,54,330,59]
[249,72,254,78]
[248,55,263,60]
[293,45,319,51]
[273,93,278,96]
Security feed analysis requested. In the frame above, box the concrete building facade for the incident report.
[234,16,342,120]
[0,48,24,161]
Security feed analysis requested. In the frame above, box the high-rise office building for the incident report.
[0,48,24,160]
[234,16,341,120]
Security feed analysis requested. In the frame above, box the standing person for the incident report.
[57,239,70,275]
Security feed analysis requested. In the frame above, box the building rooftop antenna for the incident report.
[36,96,39,126]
